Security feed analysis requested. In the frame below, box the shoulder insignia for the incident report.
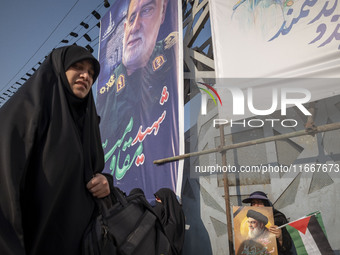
[100,74,115,94]
[116,74,125,92]
[164,31,178,50]
[152,55,166,71]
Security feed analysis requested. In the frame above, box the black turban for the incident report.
[247,209,268,225]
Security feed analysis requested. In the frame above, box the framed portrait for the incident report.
[233,206,278,255]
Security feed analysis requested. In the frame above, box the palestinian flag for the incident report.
[285,212,334,255]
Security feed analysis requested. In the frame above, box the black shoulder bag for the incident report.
[82,185,171,255]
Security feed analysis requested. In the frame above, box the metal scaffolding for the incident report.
[154,122,340,254]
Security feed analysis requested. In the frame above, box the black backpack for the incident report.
[82,186,171,255]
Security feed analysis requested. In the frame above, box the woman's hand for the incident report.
[86,173,110,198]
[269,225,283,246]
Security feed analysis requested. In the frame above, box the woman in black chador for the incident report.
[0,45,110,255]
[154,188,185,255]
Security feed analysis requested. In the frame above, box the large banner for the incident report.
[96,0,183,201]
[209,0,340,120]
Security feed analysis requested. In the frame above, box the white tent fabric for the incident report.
[208,0,340,120]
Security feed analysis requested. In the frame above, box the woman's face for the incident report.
[66,60,94,98]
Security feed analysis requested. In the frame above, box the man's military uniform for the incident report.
[98,32,178,138]
[97,32,179,199]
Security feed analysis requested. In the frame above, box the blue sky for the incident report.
[0,0,110,98]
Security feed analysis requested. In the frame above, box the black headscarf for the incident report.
[153,188,185,255]
[58,45,100,135]
[0,45,103,255]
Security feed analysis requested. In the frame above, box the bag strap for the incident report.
[94,186,129,217]
[111,186,128,206]
[118,211,157,254]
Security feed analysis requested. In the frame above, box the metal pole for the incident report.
[153,122,340,165]
[219,125,234,255]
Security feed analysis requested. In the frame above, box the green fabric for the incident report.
[286,224,308,255]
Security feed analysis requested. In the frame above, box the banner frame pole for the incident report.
[153,122,340,164]
[219,125,235,255]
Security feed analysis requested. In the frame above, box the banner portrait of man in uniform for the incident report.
[96,0,183,201]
